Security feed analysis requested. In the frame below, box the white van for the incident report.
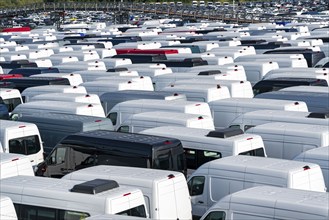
[0,176,148,218]
[0,153,34,179]
[188,155,326,218]
[63,165,192,220]
[21,85,87,102]
[30,73,83,86]
[201,185,329,220]
[173,79,254,98]
[141,126,266,175]
[108,99,212,130]
[153,71,247,91]
[246,122,329,160]
[30,93,101,105]
[73,70,139,82]
[294,146,329,191]
[263,67,329,80]
[118,111,215,133]
[230,110,329,131]
[0,120,44,168]
[0,196,17,220]
[0,88,22,112]
[161,84,230,102]
[235,61,279,85]
[11,101,105,118]
[208,98,308,128]
[81,79,153,96]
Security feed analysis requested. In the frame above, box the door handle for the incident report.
[197,201,204,204]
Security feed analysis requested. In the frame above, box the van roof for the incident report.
[216,186,329,217]
[30,93,100,104]
[210,97,307,111]
[0,152,30,163]
[17,113,113,129]
[0,119,37,132]
[247,122,329,137]
[198,155,319,177]
[0,175,143,213]
[141,126,263,152]
[111,99,211,116]
[63,165,184,188]
[126,111,213,125]
[295,146,329,162]
[21,85,87,94]
[61,130,181,155]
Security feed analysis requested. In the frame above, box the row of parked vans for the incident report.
[0,16,329,220]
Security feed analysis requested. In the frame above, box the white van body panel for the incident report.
[63,166,192,220]
[0,196,17,220]
[246,122,329,160]
[0,175,148,217]
[30,73,83,86]
[81,79,153,96]
[281,85,329,94]
[119,111,215,132]
[73,70,139,82]
[189,155,326,217]
[0,153,34,179]
[173,79,254,98]
[235,61,280,85]
[21,85,87,102]
[209,98,308,128]
[230,110,329,131]
[108,99,212,130]
[11,101,105,118]
[161,84,230,102]
[0,120,44,168]
[30,93,101,105]
[294,146,329,191]
[201,186,329,220]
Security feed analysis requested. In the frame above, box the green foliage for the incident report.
[0,0,43,8]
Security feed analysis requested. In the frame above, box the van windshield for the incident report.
[8,135,41,155]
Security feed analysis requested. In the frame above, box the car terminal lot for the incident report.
[0,1,329,220]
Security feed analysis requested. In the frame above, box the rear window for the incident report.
[239,147,265,157]
[9,135,41,155]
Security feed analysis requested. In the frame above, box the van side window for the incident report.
[116,204,147,218]
[108,112,117,125]
[154,151,171,170]
[117,125,129,133]
[188,176,205,196]
[229,124,240,129]
[14,203,90,220]
[55,147,66,164]
[244,125,255,131]
[185,149,221,170]
[239,147,265,157]
[204,211,226,220]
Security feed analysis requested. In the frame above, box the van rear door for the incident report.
[291,165,326,192]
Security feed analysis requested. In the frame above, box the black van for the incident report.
[1,77,70,93]
[36,130,186,178]
[8,67,59,77]
[253,77,328,95]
